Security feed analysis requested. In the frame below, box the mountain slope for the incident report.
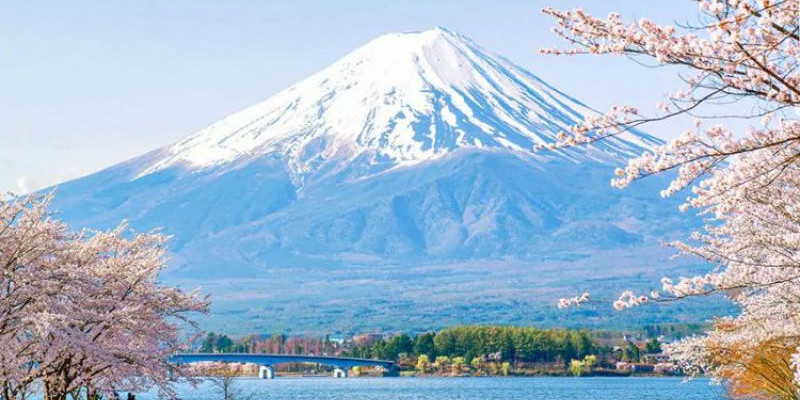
[49,28,721,334]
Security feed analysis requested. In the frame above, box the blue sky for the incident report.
[1,0,704,194]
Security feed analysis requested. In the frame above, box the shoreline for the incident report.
[196,374,698,380]
[198,372,689,379]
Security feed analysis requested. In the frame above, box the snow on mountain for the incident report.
[47,28,712,334]
[139,27,658,181]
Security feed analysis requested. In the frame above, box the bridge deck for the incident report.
[170,353,395,369]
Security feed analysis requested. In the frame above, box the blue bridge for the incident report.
[170,353,395,378]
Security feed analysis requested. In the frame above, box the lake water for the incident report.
[137,377,725,400]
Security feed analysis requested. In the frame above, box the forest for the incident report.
[343,326,595,364]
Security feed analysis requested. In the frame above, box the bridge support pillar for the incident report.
[333,367,348,378]
[258,365,275,379]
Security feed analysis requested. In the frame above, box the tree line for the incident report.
[343,326,595,364]
[198,332,339,355]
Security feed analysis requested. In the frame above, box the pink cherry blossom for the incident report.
[0,194,208,400]
[547,0,800,389]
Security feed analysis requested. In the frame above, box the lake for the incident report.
[137,377,725,399]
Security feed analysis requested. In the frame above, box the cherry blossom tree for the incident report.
[543,0,800,395]
[0,194,208,400]
[0,193,71,400]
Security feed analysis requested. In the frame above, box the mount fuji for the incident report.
[49,28,721,334]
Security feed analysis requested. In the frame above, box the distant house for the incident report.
[326,334,346,345]
[642,353,671,364]
[486,351,503,362]
[615,362,631,371]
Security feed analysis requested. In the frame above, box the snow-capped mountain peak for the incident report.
[139,27,657,179]
[49,28,697,334]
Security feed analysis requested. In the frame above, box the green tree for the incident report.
[413,333,436,358]
[470,356,484,372]
[415,355,430,373]
[434,355,450,372]
[200,333,217,352]
[645,338,662,354]
[451,357,466,375]
[583,355,597,371]
[569,359,584,376]
[433,330,455,357]
[570,330,594,359]
[500,362,511,376]
[216,335,234,352]
[345,325,600,368]
[622,342,641,362]
[385,334,413,359]
[464,349,477,364]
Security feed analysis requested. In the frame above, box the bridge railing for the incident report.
[169,353,395,379]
